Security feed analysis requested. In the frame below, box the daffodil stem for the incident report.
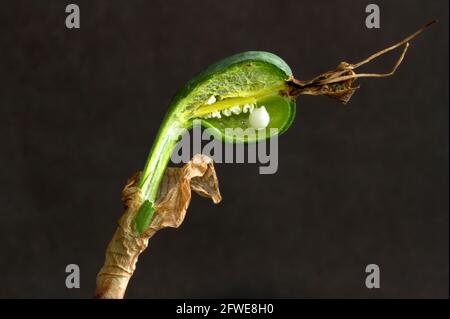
[139,121,180,201]
[135,115,187,233]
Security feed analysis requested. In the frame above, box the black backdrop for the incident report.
[0,0,448,298]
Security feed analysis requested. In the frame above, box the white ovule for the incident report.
[249,106,270,130]
[206,95,216,105]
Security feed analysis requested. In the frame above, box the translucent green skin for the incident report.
[169,51,296,142]
[135,52,296,233]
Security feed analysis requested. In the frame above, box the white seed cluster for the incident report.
[202,97,255,119]
[201,96,270,129]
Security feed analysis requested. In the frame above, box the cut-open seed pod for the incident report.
[168,51,296,143]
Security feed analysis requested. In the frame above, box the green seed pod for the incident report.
[168,51,296,143]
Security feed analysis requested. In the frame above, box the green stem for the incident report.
[135,114,187,233]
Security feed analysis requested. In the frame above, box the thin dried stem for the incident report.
[287,20,437,104]
[321,43,410,85]
[351,20,437,70]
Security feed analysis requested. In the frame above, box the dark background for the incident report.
[0,0,448,298]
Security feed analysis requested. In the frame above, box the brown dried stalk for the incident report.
[95,155,221,299]
[286,20,437,104]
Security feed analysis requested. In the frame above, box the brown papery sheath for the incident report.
[95,154,222,299]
